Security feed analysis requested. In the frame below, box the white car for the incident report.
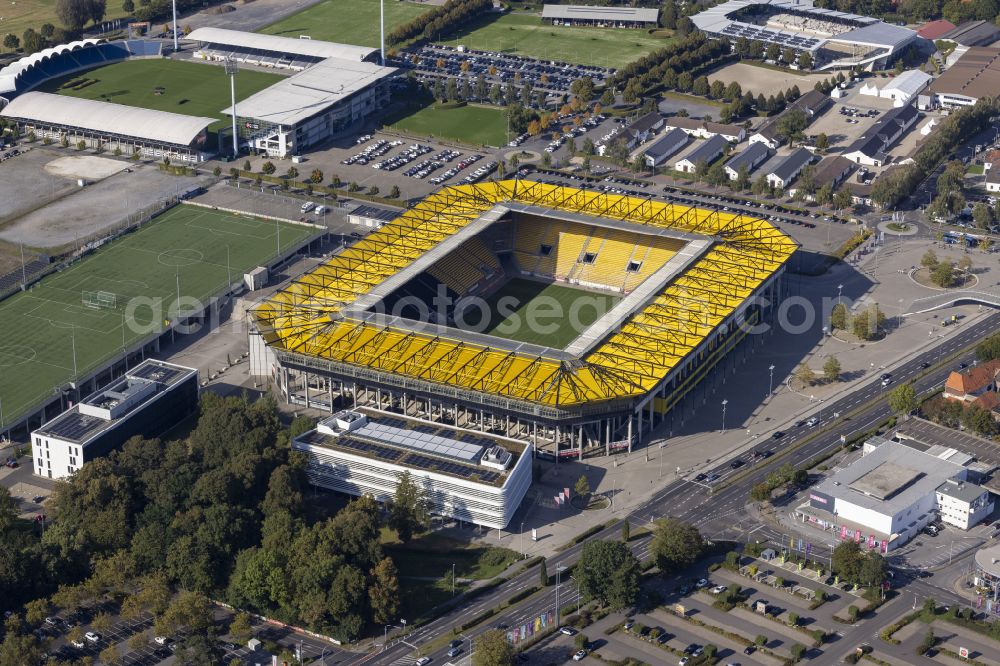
[710,585,728,595]
[71,639,85,649]
[560,626,576,635]
[695,579,710,589]
[679,658,690,666]
[85,631,101,643]
[300,201,315,213]
[573,649,587,661]
[415,658,431,666]
[154,636,170,645]
[806,417,819,427]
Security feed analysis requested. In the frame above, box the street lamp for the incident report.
[768,364,775,397]
[721,399,728,433]
[555,565,566,628]
[837,284,843,303]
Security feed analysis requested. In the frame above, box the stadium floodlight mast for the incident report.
[172,0,178,53]
[225,58,239,158]
[380,0,385,65]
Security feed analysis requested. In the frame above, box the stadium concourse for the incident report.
[250,180,796,460]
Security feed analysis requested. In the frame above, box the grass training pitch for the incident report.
[467,278,620,348]
[386,102,508,146]
[437,12,676,69]
[0,3,130,55]
[40,60,283,128]
[0,205,317,425]
[259,0,428,48]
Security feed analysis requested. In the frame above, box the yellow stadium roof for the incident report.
[252,180,796,408]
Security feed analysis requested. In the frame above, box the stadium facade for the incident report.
[692,0,920,71]
[250,181,796,458]
[187,28,396,157]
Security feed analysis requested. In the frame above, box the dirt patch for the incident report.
[43,155,127,180]
[708,62,830,96]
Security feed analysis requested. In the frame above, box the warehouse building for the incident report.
[918,47,1000,109]
[541,4,659,28]
[938,20,1000,47]
[643,128,690,168]
[842,103,919,166]
[798,438,989,551]
[724,142,771,180]
[766,147,815,189]
[675,134,729,173]
[292,409,533,529]
[31,360,198,479]
[0,92,216,162]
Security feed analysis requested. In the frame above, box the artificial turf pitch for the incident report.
[437,12,677,69]
[259,0,428,48]
[465,278,620,348]
[39,59,283,128]
[0,206,317,425]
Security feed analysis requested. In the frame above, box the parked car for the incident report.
[415,658,431,666]
[84,632,101,643]
[695,579,710,589]
[447,647,461,658]
[573,650,587,661]
[560,627,576,635]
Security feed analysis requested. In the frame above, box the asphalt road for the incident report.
[371,312,999,665]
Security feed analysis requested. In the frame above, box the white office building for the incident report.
[292,409,533,529]
[31,360,198,479]
[937,478,993,530]
[798,438,989,551]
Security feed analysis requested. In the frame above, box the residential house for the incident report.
[596,112,664,155]
[766,147,815,189]
[987,167,1000,193]
[674,135,729,174]
[643,128,690,167]
[842,104,919,166]
[723,142,771,180]
[943,360,1000,406]
[663,116,745,143]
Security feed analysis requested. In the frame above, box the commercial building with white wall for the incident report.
[292,409,533,529]
[31,360,198,479]
[797,438,989,551]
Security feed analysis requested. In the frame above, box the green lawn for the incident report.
[468,278,621,348]
[258,0,428,48]
[0,206,318,425]
[38,59,283,128]
[436,12,676,68]
[0,2,130,57]
[385,102,508,146]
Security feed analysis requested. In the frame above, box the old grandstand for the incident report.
[250,180,796,459]
[692,0,920,70]
[186,28,396,158]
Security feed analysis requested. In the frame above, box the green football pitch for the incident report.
[259,0,428,48]
[386,102,508,147]
[0,206,317,425]
[436,12,677,69]
[463,278,620,348]
[38,59,283,128]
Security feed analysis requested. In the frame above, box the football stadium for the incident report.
[251,181,796,458]
[692,0,920,71]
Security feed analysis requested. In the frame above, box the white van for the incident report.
[314,205,327,215]
[300,201,315,213]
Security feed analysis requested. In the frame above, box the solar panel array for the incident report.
[129,363,183,384]
[719,22,820,48]
[356,420,484,461]
[44,412,107,441]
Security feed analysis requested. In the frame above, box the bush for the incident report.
[755,635,767,646]
[848,605,860,621]
[788,612,799,626]
[812,629,825,644]
[790,643,806,659]
[918,629,935,655]
[844,653,860,664]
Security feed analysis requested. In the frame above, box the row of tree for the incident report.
[387,0,491,47]
[921,396,998,437]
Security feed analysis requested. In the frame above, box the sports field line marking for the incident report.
[24,312,125,337]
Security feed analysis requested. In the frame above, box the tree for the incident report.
[823,356,841,383]
[577,540,640,610]
[88,0,107,25]
[752,174,769,196]
[539,557,548,587]
[370,557,400,625]
[473,629,515,666]
[91,612,113,633]
[795,363,816,386]
[650,518,704,575]
[815,133,829,152]
[228,612,253,645]
[921,249,938,269]
[973,202,993,229]
[931,260,956,287]
[833,188,853,211]
[310,169,323,184]
[261,161,275,175]
[99,645,122,666]
[750,483,771,503]
[3,34,19,50]
[55,0,92,29]
[790,643,806,659]
[286,166,299,180]
[788,612,800,626]
[621,520,630,542]
[574,474,590,501]
[832,541,864,583]
[389,185,400,199]
[24,599,50,626]
[816,183,833,206]
[122,0,134,12]
[389,470,428,542]
[777,109,808,144]
[851,304,885,340]
[798,52,813,69]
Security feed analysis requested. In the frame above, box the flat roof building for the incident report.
[31,360,198,479]
[292,409,533,529]
[919,47,1000,109]
[1,92,215,162]
[799,438,987,550]
[938,20,1000,47]
[541,5,659,27]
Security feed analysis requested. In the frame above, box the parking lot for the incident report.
[403,44,612,100]
[804,87,899,155]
